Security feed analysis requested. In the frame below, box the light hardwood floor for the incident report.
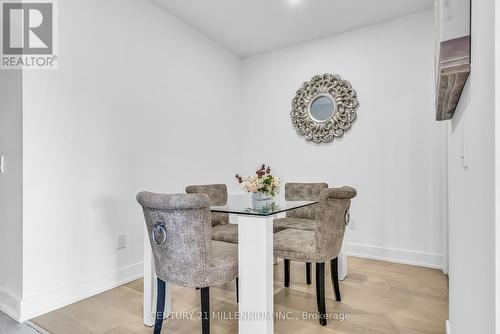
[32,257,448,334]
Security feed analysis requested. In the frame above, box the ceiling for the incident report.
[152,0,434,57]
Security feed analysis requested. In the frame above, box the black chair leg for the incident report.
[315,263,327,326]
[154,278,166,334]
[236,277,239,303]
[201,287,210,334]
[306,262,312,285]
[284,259,290,287]
[331,258,341,302]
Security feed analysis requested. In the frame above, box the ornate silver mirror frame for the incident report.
[291,74,359,143]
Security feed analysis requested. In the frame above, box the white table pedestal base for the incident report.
[232,215,274,334]
[338,246,348,281]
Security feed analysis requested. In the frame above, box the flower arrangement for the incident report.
[235,164,281,197]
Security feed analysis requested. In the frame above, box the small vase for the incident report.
[252,192,273,209]
[252,191,272,201]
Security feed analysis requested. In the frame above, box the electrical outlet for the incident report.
[348,218,357,230]
[117,234,127,249]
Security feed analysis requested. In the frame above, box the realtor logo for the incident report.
[1,0,57,69]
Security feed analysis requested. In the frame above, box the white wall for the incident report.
[241,11,448,269]
[447,0,496,333]
[0,70,23,319]
[19,0,242,320]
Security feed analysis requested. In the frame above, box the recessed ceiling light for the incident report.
[289,0,302,5]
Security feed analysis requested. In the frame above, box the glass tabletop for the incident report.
[211,194,317,216]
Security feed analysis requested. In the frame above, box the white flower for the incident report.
[237,169,280,196]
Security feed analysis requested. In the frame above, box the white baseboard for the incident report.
[0,287,21,322]
[18,262,144,322]
[346,242,445,269]
[446,320,451,334]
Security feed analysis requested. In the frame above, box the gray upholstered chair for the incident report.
[137,191,238,334]
[273,187,357,326]
[185,184,238,244]
[274,182,328,285]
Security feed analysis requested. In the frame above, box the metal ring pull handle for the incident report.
[152,222,167,246]
[344,210,351,226]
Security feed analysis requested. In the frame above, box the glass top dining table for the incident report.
[143,194,319,334]
[211,194,317,216]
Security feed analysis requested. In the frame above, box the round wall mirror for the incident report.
[291,73,359,143]
[309,95,335,122]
